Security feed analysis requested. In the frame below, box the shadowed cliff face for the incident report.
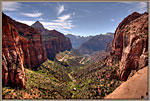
[78,34,113,54]
[14,21,47,69]
[32,21,72,60]
[2,13,47,88]
[110,12,148,81]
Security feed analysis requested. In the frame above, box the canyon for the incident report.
[2,11,148,99]
[2,13,72,88]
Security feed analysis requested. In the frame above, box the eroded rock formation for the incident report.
[2,13,47,88]
[2,13,26,88]
[110,12,148,80]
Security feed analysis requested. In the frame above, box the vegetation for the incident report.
[56,50,91,72]
[3,50,122,99]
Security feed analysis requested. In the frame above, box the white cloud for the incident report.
[43,16,73,30]
[2,2,21,11]
[110,19,115,22]
[16,13,74,34]
[57,4,65,15]
[17,20,36,26]
[54,14,71,22]
[21,11,43,17]
[42,14,74,33]
[122,2,147,13]
[136,2,147,13]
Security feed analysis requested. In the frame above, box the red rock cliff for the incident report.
[32,21,72,60]
[2,13,47,88]
[14,20,47,69]
[2,13,26,88]
[110,12,148,80]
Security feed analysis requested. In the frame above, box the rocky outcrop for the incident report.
[111,12,142,58]
[32,21,72,60]
[110,12,148,80]
[2,13,47,88]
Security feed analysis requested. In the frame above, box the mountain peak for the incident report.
[34,20,41,24]
[31,21,44,30]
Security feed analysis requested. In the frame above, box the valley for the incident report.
[2,11,148,99]
[2,52,122,99]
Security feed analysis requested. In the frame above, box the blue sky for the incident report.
[2,2,148,36]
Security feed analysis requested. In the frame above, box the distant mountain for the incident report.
[106,32,114,37]
[32,21,72,60]
[78,34,114,54]
[31,21,45,33]
[65,34,93,48]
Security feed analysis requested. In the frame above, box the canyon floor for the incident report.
[2,49,148,99]
[2,50,122,99]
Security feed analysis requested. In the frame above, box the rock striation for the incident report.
[109,12,148,80]
[2,13,47,88]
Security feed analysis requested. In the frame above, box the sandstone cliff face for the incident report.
[110,12,148,80]
[111,12,142,58]
[32,21,72,60]
[2,13,47,88]
[2,13,26,88]
[14,20,47,69]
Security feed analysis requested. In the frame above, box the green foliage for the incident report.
[3,50,122,99]
[72,60,122,99]
[37,59,71,82]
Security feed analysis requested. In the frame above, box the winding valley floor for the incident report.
[2,50,122,99]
